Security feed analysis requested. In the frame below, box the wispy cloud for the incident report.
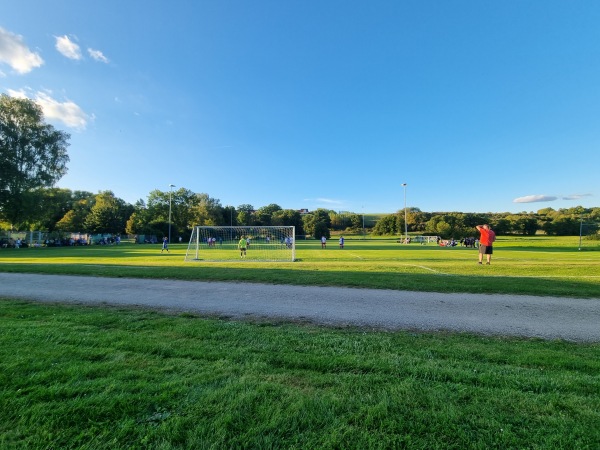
[316,198,343,205]
[55,35,81,60]
[8,88,91,130]
[301,197,347,209]
[562,194,592,201]
[513,195,558,203]
[514,193,594,204]
[0,27,44,74]
[87,48,109,63]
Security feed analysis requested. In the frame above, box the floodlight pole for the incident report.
[579,217,583,251]
[402,183,408,243]
[362,205,365,240]
[168,184,175,244]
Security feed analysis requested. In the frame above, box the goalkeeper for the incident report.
[238,236,248,258]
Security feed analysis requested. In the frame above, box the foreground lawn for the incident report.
[1,236,599,298]
[1,300,599,449]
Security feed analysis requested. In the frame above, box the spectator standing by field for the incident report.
[476,224,496,264]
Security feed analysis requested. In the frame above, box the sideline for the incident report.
[1,272,599,342]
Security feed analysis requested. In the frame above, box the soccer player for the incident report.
[238,236,248,258]
[339,236,344,249]
[321,236,327,248]
[161,236,169,253]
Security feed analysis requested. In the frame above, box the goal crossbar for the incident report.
[185,226,296,262]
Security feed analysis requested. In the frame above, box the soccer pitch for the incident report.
[1,235,599,298]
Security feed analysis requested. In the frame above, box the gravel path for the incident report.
[1,272,599,342]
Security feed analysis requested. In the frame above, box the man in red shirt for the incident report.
[476,224,496,265]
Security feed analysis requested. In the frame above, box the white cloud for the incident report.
[316,197,343,205]
[36,92,90,129]
[513,193,594,203]
[55,35,82,60]
[88,48,109,63]
[7,88,91,130]
[513,195,558,203]
[562,194,592,201]
[0,27,44,74]
[6,88,28,99]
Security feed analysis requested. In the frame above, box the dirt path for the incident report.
[1,273,599,342]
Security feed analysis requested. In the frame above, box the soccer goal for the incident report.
[185,226,296,262]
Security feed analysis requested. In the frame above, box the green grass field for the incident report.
[1,236,599,448]
[1,235,599,298]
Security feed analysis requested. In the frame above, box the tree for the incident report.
[510,215,539,235]
[55,193,94,232]
[543,216,580,236]
[30,188,93,232]
[372,214,398,236]
[348,214,362,231]
[406,208,429,233]
[237,204,255,226]
[0,95,70,228]
[55,210,80,232]
[314,221,330,239]
[490,217,511,235]
[222,206,237,226]
[84,191,133,234]
[425,216,452,238]
[190,193,224,226]
[272,209,304,234]
[146,188,199,234]
[302,209,331,238]
[255,204,282,226]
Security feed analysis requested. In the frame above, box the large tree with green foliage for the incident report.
[0,95,70,228]
[255,204,282,226]
[272,209,304,234]
[84,191,133,234]
[302,208,332,238]
[372,214,398,235]
[236,204,255,226]
[31,188,94,232]
[190,193,224,226]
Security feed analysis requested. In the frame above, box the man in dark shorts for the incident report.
[476,224,496,265]
[238,236,248,258]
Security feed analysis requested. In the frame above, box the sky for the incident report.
[1,1,599,214]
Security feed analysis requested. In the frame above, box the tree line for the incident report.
[0,185,362,240]
[1,94,598,240]
[372,207,600,239]
[1,184,597,240]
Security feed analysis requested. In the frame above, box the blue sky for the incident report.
[1,1,598,214]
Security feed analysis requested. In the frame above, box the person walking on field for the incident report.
[321,236,327,249]
[161,236,169,253]
[339,236,345,249]
[238,236,248,258]
[476,224,496,264]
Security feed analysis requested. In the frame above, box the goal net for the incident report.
[185,226,296,262]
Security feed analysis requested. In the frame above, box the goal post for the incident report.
[185,226,296,262]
